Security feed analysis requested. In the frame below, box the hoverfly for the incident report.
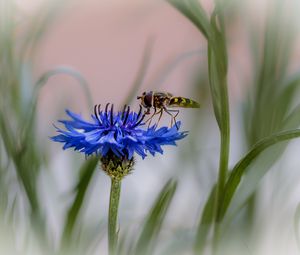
[137,91,200,129]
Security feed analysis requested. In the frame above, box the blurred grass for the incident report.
[0,1,98,254]
[228,0,300,234]
[60,157,99,249]
[133,179,177,255]
[168,0,300,254]
[1,0,300,254]
[0,1,50,251]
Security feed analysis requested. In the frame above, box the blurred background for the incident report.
[1,0,300,254]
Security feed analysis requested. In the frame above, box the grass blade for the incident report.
[167,0,211,39]
[194,185,216,254]
[223,102,300,223]
[60,157,98,247]
[219,129,300,220]
[167,1,230,250]
[134,179,177,255]
[33,66,94,109]
[294,203,300,251]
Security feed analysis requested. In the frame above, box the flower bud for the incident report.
[100,152,135,180]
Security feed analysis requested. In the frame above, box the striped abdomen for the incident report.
[169,97,200,108]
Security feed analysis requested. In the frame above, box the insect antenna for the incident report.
[156,109,163,126]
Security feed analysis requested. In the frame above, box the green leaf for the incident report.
[270,76,300,132]
[76,221,105,255]
[61,157,98,246]
[207,12,230,247]
[20,66,94,160]
[249,75,300,143]
[33,66,93,108]
[219,129,300,220]
[207,12,228,132]
[158,229,194,255]
[283,105,300,130]
[247,0,297,144]
[0,109,15,158]
[207,46,221,127]
[134,179,177,255]
[294,203,300,251]
[207,45,228,131]
[194,185,216,254]
[167,0,211,39]
[222,103,300,223]
[169,2,231,248]
[117,228,136,255]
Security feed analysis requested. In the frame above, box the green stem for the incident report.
[108,178,121,255]
[212,124,230,253]
[210,34,230,255]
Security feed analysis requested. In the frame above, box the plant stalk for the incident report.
[108,178,121,255]
[212,125,230,253]
[210,42,230,254]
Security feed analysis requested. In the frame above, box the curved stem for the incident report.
[108,178,121,255]
[209,13,230,254]
[213,123,230,253]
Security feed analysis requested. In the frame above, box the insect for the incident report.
[137,91,200,129]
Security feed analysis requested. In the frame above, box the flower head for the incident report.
[52,104,187,179]
[52,104,187,159]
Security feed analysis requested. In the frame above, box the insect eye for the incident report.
[144,93,152,107]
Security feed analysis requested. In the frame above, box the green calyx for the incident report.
[100,153,135,180]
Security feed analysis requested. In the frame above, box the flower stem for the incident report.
[108,178,121,255]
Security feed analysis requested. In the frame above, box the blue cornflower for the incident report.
[52,104,187,179]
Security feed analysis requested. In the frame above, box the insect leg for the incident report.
[145,107,164,127]
[163,107,179,129]
[156,109,163,126]
[146,108,163,126]
[169,109,179,128]
[146,107,157,127]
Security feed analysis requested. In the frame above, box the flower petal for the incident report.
[51,108,188,159]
